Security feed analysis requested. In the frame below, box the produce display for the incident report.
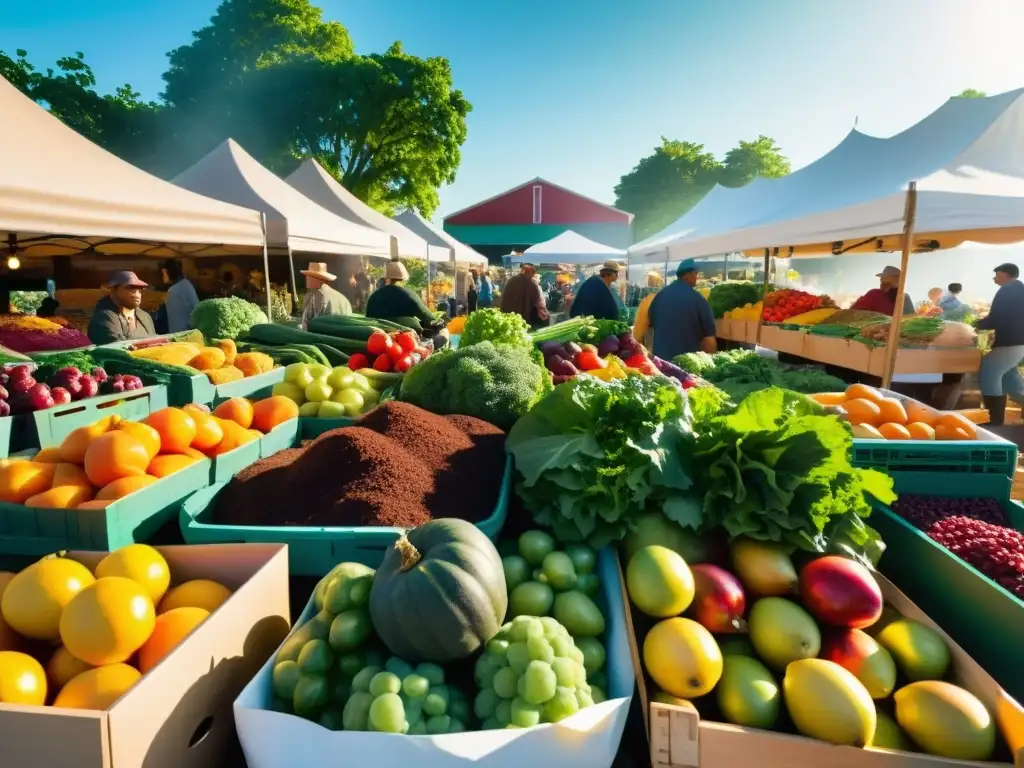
[0,362,141,416]
[674,349,845,401]
[0,543,230,708]
[272,362,399,419]
[801,310,977,349]
[627,543,1000,760]
[189,297,269,341]
[706,282,770,319]
[213,401,507,529]
[0,315,91,354]
[761,289,837,324]
[722,301,762,321]
[460,308,531,349]
[341,329,430,375]
[125,339,277,385]
[810,384,989,440]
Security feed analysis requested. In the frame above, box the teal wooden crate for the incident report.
[260,418,298,458]
[33,385,168,449]
[179,456,513,575]
[0,417,11,459]
[299,415,355,439]
[166,374,216,407]
[872,471,1024,703]
[211,439,262,483]
[213,367,286,404]
[0,458,211,555]
[852,439,1017,477]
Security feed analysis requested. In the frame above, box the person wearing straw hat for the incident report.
[569,260,621,321]
[88,271,157,345]
[300,262,351,330]
[366,260,442,333]
[850,266,914,316]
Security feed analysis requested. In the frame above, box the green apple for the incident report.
[272,382,306,405]
[317,401,348,419]
[305,379,333,403]
[299,401,321,417]
[284,362,309,384]
[327,369,355,390]
[333,388,365,417]
[348,372,372,394]
[307,364,329,381]
[361,388,380,407]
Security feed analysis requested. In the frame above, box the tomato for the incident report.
[624,354,647,368]
[366,332,391,356]
[385,342,405,362]
[394,331,418,354]
[576,351,606,371]
[394,355,415,373]
[638,361,659,376]
[413,346,431,359]
[372,354,393,372]
[347,353,369,371]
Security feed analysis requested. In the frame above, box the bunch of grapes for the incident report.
[926,515,1024,598]
[473,615,597,730]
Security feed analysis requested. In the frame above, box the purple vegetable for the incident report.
[565,342,582,358]
[653,356,687,382]
[596,335,620,357]
[552,374,575,385]
[547,355,579,377]
[539,341,567,358]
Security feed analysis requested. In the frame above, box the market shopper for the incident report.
[366,260,442,334]
[477,270,494,308]
[300,262,352,330]
[161,259,199,333]
[569,260,621,321]
[467,270,479,313]
[975,263,1024,425]
[938,282,970,321]
[500,262,549,329]
[631,271,665,348]
[87,271,157,345]
[644,260,717,359]
[850,266,915,315]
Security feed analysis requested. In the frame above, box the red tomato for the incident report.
[639,361,659,376]
[372,354,393,372]
[576,351,606,371]
[624,353,647,368]
[347,353,369,371]
[394,355,415,373]
[394,331,418,354]
[367,331,391,356]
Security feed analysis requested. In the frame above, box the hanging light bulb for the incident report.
[6,255,20,270]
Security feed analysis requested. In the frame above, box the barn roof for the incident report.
[443,177,633,222]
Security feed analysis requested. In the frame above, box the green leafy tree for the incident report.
[719,135,791,188]
[958,88,986,98]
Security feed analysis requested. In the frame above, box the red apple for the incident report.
[820,628,897,699]
[800,556,883,629]
[78,375,99,398]
[688,563,747,633]
[50,386,72,406]
[9,375,36,395]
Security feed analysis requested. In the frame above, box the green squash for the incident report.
[369,518,507,663]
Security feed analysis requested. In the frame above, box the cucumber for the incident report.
[308,317,383,341]
[245,324,364,355]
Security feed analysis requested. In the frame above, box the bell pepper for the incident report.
[584,366,625,381]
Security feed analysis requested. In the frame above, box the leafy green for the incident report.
[190,297,268,341]
[691,387,893,565]
[576,319,630,346]
[460,308,531,350]
[707,282,772,318]
[675,349,845,401]
[507,376,697,548]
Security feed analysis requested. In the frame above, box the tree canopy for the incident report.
[958,88,987,98]
[0,0,470,217]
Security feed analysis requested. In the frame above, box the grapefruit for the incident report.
[53,664,141,710]
[59,577,156,666]
[138,607,210,673]
[158,579,231,614]
[1,558,95,641]
[0,650,47,705]
[94,544,171,604]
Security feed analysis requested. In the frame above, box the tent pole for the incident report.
[286,247,298,316]
[663,248,669,285]
[260,214,273,320]
[756,248,770,346]
[881,182,918,389]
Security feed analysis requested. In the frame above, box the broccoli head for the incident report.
[400,341,551,429]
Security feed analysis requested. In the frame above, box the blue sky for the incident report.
[3,0,1023,225]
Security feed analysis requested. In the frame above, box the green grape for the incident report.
[575,637,606,675]
[415,662,445,687]
[426,714,451,734]
[590,685,607,704]
[494,699,512,727]
[551,657,579,688]
[298,639,334,675]
[509,615,540,643]
[492,667,519,699]
[522,661,557,705]
[448,718,466,733]
[351,665,382,693]
[486,637,509,657]
[518,530,556,566]
[423,685,449,717]
[407,719,427,735]
[369,693,406,733]
[527,635,555,664]
[369,671,401,697]
[575,688,595,709]
[448,697,470,724]
[510,696,542,728]
[342,691,374,731]
[564,544,597,575]
[405,702,423,725]
[541,551,577,591]
[548,633,572,658]
[543,686,580,723]
[319,708,345,731]
[481,716,500,730]
[474,688,499,720]
[337,651,364,677]
[589,671,607,690]
[272,661,301,700]
[474,654,501,689]
[363,648,385,669]
[329,676,351,705]
[293,675,329,718]
[270,696,292,714]
[402,673,430,699]
[506,642,531,674]
[385,657,415,680]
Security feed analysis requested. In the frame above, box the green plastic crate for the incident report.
[165,373,216,407]
[212,367,286,404]
[210,440,262,483]
[32,385,168,449]
[299,416,355,439]
[872,471,1024,703]
[260,418,299,458]
[852,439,1017,477]
[179,456,513,575]
[0,417,12,459]
[0,458,211,555]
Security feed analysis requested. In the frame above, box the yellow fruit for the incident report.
[138,607,210,673]
[783,659,876,747]
[1,558,96,641]
[871,709,913,751]
[53,663,141,710]
[0,650,47,705]
[642,617,722,699]
[748,597,821,670]
[729,539,797,596]
[894,680,995,760]
[46,645,94,690]
[158,579,231,614]
[626,545,694,618]
[875,619,950,681]
[59,577,156,666]
[94,544,171,605]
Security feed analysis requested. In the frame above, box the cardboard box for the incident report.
[619,555,1024,768]
[0,543,291,768]
[758,325,806,356]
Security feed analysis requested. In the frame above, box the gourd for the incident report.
[369,518,507,663]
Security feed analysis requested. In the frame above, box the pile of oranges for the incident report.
[0,396,299,510]
[0,544,232,710]
[811,384,983,441]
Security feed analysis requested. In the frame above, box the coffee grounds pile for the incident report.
[213,401,507,528]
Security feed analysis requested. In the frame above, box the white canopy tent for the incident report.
[0,74,265,259]
[392,210,488,265]
[630,88,1024,262]
[512,230,627,265]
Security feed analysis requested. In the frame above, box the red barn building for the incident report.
[443,178,633,261]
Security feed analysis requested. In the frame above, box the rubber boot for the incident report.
[984,395,1007,426]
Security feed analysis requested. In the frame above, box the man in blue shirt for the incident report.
[569,260,621,321]
[646,260,717,360]
[975,262,1024,425]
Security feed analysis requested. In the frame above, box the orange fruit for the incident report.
[46,645,93,690]
[147,453,200,478]
[83,432,150,488]
[905,401,939,426]
[851,424,884,439]
[213,397,255,429]
[0,461,57,504]
[159,580,232,614]
[59,577,156,666]
[809,392,846,406]
[117,421,162,461]
[77,499,113,510]
[1,558,95,641]
[182,404,224,451]
[251,396,300,433]
[206,419,257,457]
[58,415,122,465]
[32,447,63,463]
[907,422,936,440]
[876,398,909,425]
[138,607,210,673]
[53,462,93,490]
[53,663,140,710]
[877,422,912,440]
[0,650,47,705]
[179,446,208,460]
[95,475,159,501]
[0,571,21,652]
[143,408,198,454]
[95,544,171,604]
[25,485,94,509]
[935,424,972,441]
[845,383,884,404]
[843,398,882,427]
[936,412,978,440]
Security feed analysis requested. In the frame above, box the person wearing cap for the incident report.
[569,260,621,321]
[161,259,199,334]
[300,262,351,330]
[87,271,157,345]
[365,260,441,332]
[644,260,717,359]
[974,263,1024,425]
[500,262,549,329]
[850,266,915,316]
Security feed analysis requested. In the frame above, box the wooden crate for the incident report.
[802,334,873,372]
[758,325,806,356]
[867,347,983,377]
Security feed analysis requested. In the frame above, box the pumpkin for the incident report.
[368,518,507,663]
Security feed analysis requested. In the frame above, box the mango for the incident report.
[876,619,950,681]
[716,655,780,729]
[783,659,876,747]
[748,597,820,670]
[894,681,995,760]
[626,545,694,618]
[643,617,723,699]
[871,709,914,752]
[730,539,797,596]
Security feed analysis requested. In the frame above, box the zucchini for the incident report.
[388,316,423,332]
[308,317,382,341]
[245,324,363,355]
[237,342,318,366]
